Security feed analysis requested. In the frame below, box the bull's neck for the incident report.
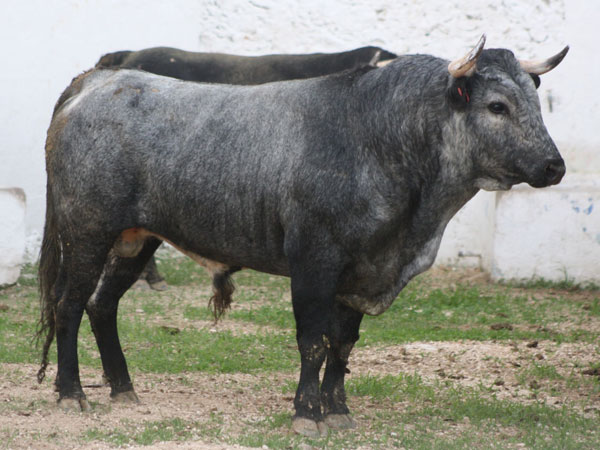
[351,64,479,230]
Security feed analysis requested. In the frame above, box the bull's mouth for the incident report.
[475,174,521,191]
[476,158,565,191]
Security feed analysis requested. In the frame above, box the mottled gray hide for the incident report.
[46,48,563,316]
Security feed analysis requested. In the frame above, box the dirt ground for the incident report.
[2,339,599,449]
[1,268,599,449]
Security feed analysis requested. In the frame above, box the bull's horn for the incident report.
[369,50,382,66]
[376,58,394,68]
[519,46,569,75]
[448,34,486,78]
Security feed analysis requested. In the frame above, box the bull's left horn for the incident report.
[448,34,486,78]
[519,46,569,75]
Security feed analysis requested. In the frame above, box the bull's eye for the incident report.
[488,102,508,115]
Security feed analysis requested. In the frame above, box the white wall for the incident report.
[0,0,597,280]
[492,175,600,283]
[0,188,26,285]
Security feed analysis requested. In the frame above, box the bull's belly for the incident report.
[114,227,289,276]
[115,226,444,317]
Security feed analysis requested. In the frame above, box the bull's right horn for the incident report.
[448,34,486,78]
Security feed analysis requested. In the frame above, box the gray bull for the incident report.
[38,36,567,437]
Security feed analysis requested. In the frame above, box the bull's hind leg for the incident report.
[138,255,168,291]
[86,237,162,403]
[55,239,112,412]
[321,302,363,429]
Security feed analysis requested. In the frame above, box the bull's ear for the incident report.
[530,73,541,89]
[447,76,472,109]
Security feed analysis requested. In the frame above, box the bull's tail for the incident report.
[95,50,133,68]
[36,187,61,383]
[208,266,241,321]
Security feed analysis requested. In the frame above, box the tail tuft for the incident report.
[208,267,241,321]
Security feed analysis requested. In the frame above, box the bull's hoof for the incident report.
[131,279,151,290]
[58,397,91,412]
[292,417,328,438]
[111,390,140,404]
[324,413,356,429]
[149,280,168,291]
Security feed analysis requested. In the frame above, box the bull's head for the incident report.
[447,35,568,190]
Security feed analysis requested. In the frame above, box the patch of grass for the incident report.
[0,395,51,414]
[233,269,290,293]
[148,264,600,346]
[0,284,52,365]
[119,318,297,374]
[529,362,564,381]
[0,427,18,449]
[13,263,38,288]
[347,372,435,403]
[233,373,599,450]
[501,275,600,292]
[0,315,40,364]
[228,304,295,329]
[584,297,600,317]
[83,417,216,446]
[155,256,212,286]
[182,305,214,321]
[358,283,598,345]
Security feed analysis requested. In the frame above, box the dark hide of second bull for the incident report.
[95,46,398,83]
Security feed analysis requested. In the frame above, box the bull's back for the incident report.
[47,69,308,273]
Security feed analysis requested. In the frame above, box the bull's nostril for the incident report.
[544,160,566,185]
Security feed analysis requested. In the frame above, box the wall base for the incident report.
[0,188,26,286]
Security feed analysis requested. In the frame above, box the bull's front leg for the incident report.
[288,250,343,438]
[320,301,363,429]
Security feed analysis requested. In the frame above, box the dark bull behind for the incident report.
[38,36,567,437]
[95,45,398,84]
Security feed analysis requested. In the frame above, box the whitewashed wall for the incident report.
[0,188,26,285]
[0,0,598,281]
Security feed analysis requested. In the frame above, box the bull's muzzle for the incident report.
[543,157,566,186]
